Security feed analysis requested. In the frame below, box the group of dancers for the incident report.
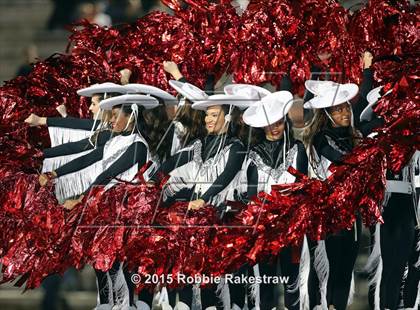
[23,51,419,310]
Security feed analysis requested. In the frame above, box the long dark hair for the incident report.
[141,102,172,160]
[118,100,172,161]
[220,105,246,140]
[303,108,359,170]
[174,99,207,146]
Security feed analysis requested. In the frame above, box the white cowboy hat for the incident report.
[360,86,392,122]
[303,83,359,109]
[77,82,127,97]
[224,84,270,101]
[123,83,177,105]
[242,91,294,128]
[168,80,208,102]
[192,94,249,110]
[99,94,159,110]
[305,80,340,96]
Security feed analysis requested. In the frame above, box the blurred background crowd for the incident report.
[1,0,172,85]
[46,0,170,30]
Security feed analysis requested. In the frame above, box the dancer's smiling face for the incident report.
[264,118,285,141]
[205,105,227,135]
[327,102,351,127]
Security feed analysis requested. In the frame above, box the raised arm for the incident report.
[163,61,184,81]
[303,64,324,123]
[353,51,374,129]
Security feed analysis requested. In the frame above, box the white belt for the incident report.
[414,175,420,188]
[386,180,413,194]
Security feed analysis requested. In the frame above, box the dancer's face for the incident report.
[205,105,226,135]
[89,94,101,118]
[264,118,285,141]
[328,103,351,127]
[110,107,132,133]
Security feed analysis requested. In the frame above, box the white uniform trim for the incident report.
[246,144,298,193]
[163,139,242,206]
[42,149,92,174]
[48,126,91,147]
[54,133,148,201]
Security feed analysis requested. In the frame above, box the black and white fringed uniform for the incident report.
[41,117,112,189]
[46,116,98,146]
[156,134,246,207]
[40,81,127,188]
[151,134,246,310]
[402,150,420,310]
[304,70,377,310]
[246,139,307,195]
[53,130,149,199]
[307,124,363,310]
[357,84,419,310]
[367,150,419,310]
[236,137,308,310]
[225,89,310,310]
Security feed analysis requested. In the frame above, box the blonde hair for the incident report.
[101,110,112,124]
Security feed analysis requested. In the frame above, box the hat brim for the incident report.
[192,94,248,111]
[360,101,376,122]
[304,80,339,96]
[303,84,359,109]
[243,91,294,127]
[99,94,159,110]
[224,84,271,98]
[366,86,383,105]
[361,86,392,122]
[169,80,208,102]
[77,83,127,97]
[124,84,177,105]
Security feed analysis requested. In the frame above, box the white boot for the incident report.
[135,301,151,310]
[174,301,190,310]
[160,301,173,310]
[153,287,172,310]
[231,304,242,310]
[94,304,113,310]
